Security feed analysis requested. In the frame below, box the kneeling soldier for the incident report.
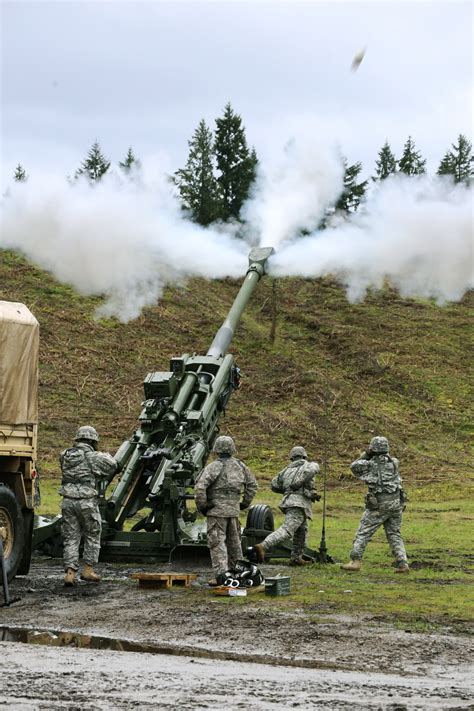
[249,446,320,566]
[195,436,257,585]
[59,426,119,586]
[341,436,409,573]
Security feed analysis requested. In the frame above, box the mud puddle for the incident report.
[0,625,367,671]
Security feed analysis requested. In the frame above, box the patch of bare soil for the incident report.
[1,559,473,709]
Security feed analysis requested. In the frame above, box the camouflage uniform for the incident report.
[195,439,257,577]
[59,442,118,571]
[349,445,408,566]
[261,451,319,561]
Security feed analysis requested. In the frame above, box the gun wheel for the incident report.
[246,504,274,532]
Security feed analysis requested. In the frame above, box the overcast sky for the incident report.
[1,0,472,181]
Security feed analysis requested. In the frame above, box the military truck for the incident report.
[0,301,40,580]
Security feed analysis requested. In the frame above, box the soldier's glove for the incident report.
[364,450,373,459]
[197,505,209,515]
[239,502,248,510]
[310,492,321,502]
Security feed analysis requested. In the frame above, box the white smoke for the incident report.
[241,136,344,247]
[0,165,247,321]
[270,174,473,302]
[1,145,472,322]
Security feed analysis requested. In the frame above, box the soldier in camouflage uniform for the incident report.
[59,426,119,586]
[194,436,257,585]
[248,446,320,566]
[341,436,409,573]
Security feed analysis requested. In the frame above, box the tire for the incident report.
[246,504,274,532]
[0,484,25,582]
[17,510,34,575]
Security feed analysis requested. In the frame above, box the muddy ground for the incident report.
[1,558,473,709]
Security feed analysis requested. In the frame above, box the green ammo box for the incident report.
[264,576,291,596]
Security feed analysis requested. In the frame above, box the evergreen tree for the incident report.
[174,119,219,226]
[14,164,28,181]
[336,158,368,213]
[373,141,397,180]
[437,134,473,185]
[214,103,258,221]
[76,141,110,181]
[398,136,426,175]
[119,146,139,173]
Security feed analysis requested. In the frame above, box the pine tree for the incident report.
[336,158,368,213]
[14,164,27,182]
[214,103,258,221]
[76,141,111,181]
[174,119,219,226]
[119,146,139,173]
[437,134,473,185]
[398,136,426,176]
[373,141,397,180]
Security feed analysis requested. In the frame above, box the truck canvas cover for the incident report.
[0,301,39,425]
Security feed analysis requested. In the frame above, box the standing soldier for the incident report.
[59,426,119,586]
[194,435,257,585]
[341,436,409,573]
[248,446,320,566]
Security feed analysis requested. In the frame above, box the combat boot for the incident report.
[340,559,362,571]
[80,564,101,583]
[395,563,410,574]
[64,568,76,587]
[290,556,314,567]
[247,543,266,563]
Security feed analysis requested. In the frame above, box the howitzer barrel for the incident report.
[206,247,275,358]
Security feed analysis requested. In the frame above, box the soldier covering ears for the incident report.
[341,436,409,573]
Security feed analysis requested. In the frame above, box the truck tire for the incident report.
[246,504,274,532]
[0,484,25,582]
[17,510,34,575]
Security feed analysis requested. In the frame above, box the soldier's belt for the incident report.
[213,488,240,496]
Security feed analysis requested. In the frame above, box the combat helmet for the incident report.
[369,436,389,454]
[213,435,236,456]
[289,446,308,460]
[74,425,99,443]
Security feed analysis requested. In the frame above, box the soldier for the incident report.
[59,425,119,586]
[194,435,257,585]
[248,446,320,566]
[341,436,409,573]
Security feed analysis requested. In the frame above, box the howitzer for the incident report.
[34,247,332,564]
[98,247,275,562]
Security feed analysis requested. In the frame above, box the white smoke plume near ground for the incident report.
[0,167,247,321]
[270,175,473,303]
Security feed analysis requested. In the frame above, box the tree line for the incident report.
[13,102,473,228]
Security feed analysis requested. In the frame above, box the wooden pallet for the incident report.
[130,572,198,589]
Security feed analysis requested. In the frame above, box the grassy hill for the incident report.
[1,248,472,485]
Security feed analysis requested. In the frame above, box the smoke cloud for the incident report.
[241,137,344,247]
[0,167,247,321]
[270,175,473,303]
[1,144,472,323]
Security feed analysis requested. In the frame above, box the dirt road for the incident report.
[0,559,473,709]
